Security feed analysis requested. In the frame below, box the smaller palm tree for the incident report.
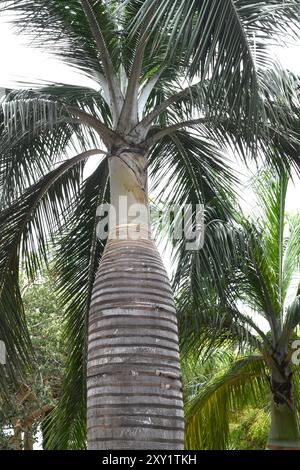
[178,170,300,450]
[182,345,300,449]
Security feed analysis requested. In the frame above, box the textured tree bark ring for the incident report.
[87,233,184,450]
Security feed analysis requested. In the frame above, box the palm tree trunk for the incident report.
[11,419,22,450]
[87,147,184,450]
[267,370,300,450]
[24,429,33,450]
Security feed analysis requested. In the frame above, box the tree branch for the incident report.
[138,63,167,120]
[144,117,210,147]
[67,106,124,147]
[94,71,110,105]
[134,81,201,137]
[118,4,156,131]
[80,0,123,125]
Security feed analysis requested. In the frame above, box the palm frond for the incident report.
[0,87,105,205]
[0,149,101,280]
[280,296,300,350]
[0,262,33,401]
[44,158,109,450]
[253,170,289,309]
[282,214,300,303]
[184,354,268,449]
[0,151,103,400]
[1,0,119,83]
[149,127,236,210]
[177,280,266,359]
[131,0,300,144]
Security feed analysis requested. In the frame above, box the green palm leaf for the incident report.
[0,149,103,398]
[44,158,109,449]
[184,354,268,449]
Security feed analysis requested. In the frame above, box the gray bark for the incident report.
[87,147,184,449]
[267,366,300,450]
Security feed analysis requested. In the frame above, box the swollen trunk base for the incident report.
[87,235,184,449]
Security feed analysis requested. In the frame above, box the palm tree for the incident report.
[178,170,300,450]
[1,0,300,449]
[182,345,300,449]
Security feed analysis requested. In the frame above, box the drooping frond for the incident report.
[0,149,102,278]
[0,150,103,398]
[44,158,109,450]
[0,108,74,206]
[174,215,270,356]
[0,262,33,401]
[149,127,236,209]
[0,86,107,205]
[184,354,268,449]
[23,84,113,127]
[173,170,298,355]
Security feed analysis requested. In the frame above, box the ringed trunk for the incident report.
[87,147,184,450]
[267,369,300,450]
[24,430,33,450]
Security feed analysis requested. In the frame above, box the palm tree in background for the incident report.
[182,345,300,449]
[1,0,300,449]
[178,171,300,449]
